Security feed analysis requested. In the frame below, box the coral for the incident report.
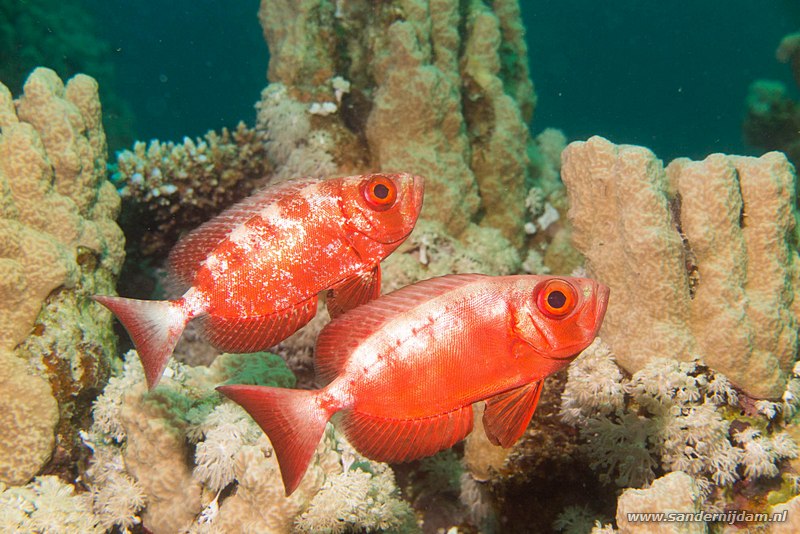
[86,350,411,533]
[771,494,800,534]
[733,428,799,479]
[0,476,100,533]
[255,82,340,182]
[294,464,416,533]
[744,30,800,177]
[777,31,800,88]
[0,0,135,151]
[743,80,800,170]
[560,340,786,494]
[0,67,124,484]
[553,504,608,534]
[113,122,270,259]
[561,135,800,399]
[0,356,58,485]
[257,0,544,251]
[380,219,521,293]
[614,472,705,534]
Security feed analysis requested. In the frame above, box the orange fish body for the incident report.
[219,273,609,495]
[95,173,424,388]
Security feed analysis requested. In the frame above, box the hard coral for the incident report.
[0,67,123,485]
[744,30,800,176]
[561,135,800,399]
[113,122,269,259]
[258,0,543,249]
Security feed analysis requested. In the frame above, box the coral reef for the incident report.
[255,0,542,253]
[744,30,800,170]
[614,472,705,534]
[112,122,270,259]
[561,135,800,399]
[560,338,800,530]
[0,67,123,485]
[0,476,101,533]
[83,350,415,533]
[0,0,135,151]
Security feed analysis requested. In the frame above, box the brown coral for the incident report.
[0,67,123,484]
[257,0,540,251]
[114,122,270,259]
[561,135,800,399]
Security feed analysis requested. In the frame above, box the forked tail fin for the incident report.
[216,384,333,496]
[93,295,190,389]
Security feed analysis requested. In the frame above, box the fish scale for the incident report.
[94,172,424,388]
[219,272,609,496]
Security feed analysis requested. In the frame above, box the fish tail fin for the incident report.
[93,295,191,389]
[216,384,334,496]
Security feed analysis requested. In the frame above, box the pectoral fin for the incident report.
[482,380,543,447]
[326,265,381,318]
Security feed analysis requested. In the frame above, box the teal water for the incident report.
[5,1,799,159]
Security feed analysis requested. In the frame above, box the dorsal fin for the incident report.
[168,177,320,285]
[314,273,489,384]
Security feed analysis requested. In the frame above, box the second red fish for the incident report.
[95,172,424,388]
[219,273,609,495]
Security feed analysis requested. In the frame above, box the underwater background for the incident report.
[3,1,797,157]
[3,1,800,533]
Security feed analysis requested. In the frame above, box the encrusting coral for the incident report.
[0,67,123,485]
[561,135,800,399]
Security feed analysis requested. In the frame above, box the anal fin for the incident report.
[483,380,543,447]
[341,404,474,463]
[326,265,381,318]
[202,297,317,352]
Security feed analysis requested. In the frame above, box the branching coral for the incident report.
[112,122,270,258]
[561,135,800,399]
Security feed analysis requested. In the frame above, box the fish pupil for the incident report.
[373,183,390,200]
[547,290,566,309]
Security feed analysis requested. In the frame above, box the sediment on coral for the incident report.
[561,135,800,399]
[0,67,124,485]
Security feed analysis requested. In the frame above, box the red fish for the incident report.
[218,273,609,495]
[94,172,424,389]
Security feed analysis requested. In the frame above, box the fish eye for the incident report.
[536,279,578,318]
[362,175,398,211]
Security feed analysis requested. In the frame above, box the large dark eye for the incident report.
[536,279,578,318]
[362,175,398,211]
